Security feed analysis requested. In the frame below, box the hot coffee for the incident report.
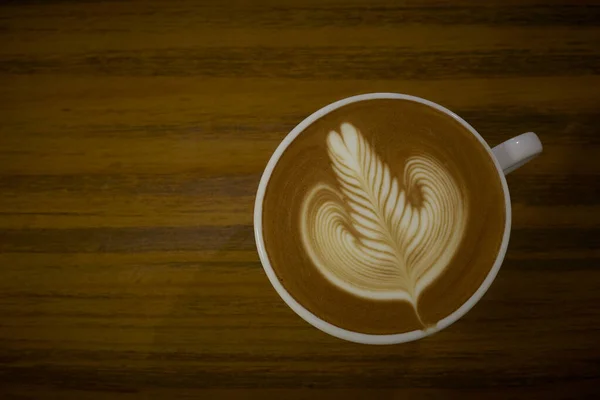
[261,98,506,334]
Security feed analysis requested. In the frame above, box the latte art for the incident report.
[261,98,506,334]
[301,123,467,317]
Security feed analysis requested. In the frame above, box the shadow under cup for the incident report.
[255,94,510,344]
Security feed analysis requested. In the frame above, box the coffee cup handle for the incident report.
[491,132,543,175]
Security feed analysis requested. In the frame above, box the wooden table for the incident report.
[1,1,599,398]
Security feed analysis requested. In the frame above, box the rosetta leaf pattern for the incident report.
[300,123,467,310]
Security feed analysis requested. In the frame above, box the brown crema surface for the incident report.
[261,99,506,334]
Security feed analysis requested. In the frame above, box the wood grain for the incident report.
[1,0,599,398]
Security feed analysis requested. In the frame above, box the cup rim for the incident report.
[253,93,512,344]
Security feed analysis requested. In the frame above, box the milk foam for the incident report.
[300,123,467,310]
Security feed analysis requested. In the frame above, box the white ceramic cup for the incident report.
[254,93,543,344]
